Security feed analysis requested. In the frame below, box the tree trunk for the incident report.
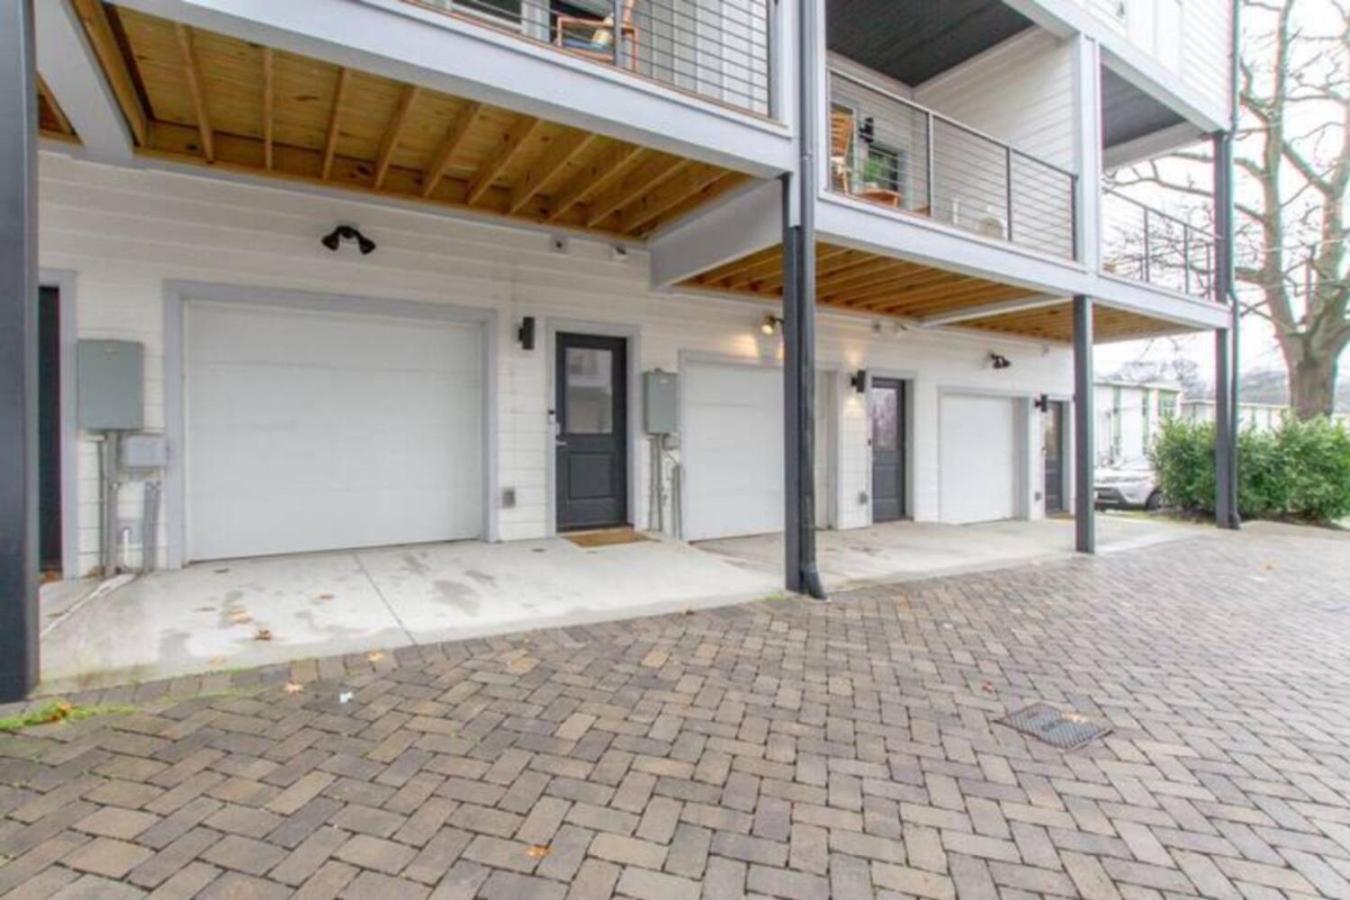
[1289,353,1338,420]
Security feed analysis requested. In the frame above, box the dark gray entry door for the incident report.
[1043,400,1066,514]
[556,333,628,530]
[870,378,906,522]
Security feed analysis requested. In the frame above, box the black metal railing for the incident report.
[827,71,1078,261]
[403,0,772,116]
[1101,190,1216,299]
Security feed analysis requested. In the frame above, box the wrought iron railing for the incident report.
[827,70,1078,261]
[1101,190,1216,299]
[402,0,772,116]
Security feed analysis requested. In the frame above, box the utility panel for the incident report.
[77,340,144,430]
[121,433,168,470]
[643,369,678,435]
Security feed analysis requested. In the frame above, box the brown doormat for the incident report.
[564,528,653,548]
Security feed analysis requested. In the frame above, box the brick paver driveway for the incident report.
[3,525,1350,899]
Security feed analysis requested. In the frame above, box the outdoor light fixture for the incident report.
[989,352,1012,370]
[1034,393,1049,412]
[850,370,868,393]
[760,314,783,335]
[321,224,376,255]
[517,316,536,350]
[859,116,876,145]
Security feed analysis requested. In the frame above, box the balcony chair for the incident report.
[830,110,854,192]
[555,0,640,71]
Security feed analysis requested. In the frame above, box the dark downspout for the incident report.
[0,0,40,701]
[1215,0,1241,529]
[783,0,824,598]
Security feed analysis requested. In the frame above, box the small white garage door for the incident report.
[682,362,784,541]
[939,393,1019,524]
[185,300,483,561]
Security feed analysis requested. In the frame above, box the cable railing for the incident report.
[401,0,772,116]
[827,70,1078,261]
[1101,190,1216,299]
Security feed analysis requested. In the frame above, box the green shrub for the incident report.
[1149,415,1350,522]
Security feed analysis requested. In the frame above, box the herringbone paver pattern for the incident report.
[3,526,1350,898]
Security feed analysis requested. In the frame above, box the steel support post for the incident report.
[0,0,40,701]
[1073,295,1096,554]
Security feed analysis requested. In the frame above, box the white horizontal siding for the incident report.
[40,153,1073,575]
[1079,0,1232,117]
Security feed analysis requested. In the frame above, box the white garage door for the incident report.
[185,300,483,561]
[682,363,784,541]
[939,393,1019,524]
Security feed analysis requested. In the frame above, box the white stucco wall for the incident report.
[40,153,1073,576]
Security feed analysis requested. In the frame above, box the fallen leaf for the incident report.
[980,681,994,693]
[229,610,253,625]
[527,845,551,859]
[315,593,335,602]
[253,628,273,642]
[366,651,384,663]
[283,682,304,694]
[213,568,230,574]
[209,656,228,667]
[46,701,74,723]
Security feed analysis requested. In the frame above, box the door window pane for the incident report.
[871,386,899,452]
[565,347,613,434]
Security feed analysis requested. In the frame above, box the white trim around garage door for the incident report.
[162,281,500,569]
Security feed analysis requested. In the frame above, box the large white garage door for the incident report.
[682,363,784,541]
[939,393,1019,524]
[185,300,483,561]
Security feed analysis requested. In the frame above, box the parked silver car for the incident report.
[1094,458,1163,510]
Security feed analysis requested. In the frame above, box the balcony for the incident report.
[1101,191,1216,299]
[827,70,1079,262]
[401,0,773,116]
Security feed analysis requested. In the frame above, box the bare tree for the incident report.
[1112,0,1349,419]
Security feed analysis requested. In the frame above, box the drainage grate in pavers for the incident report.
[997,702,1111,750]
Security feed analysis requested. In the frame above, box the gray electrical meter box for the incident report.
[643,369,678,434]
[77,340,144,430]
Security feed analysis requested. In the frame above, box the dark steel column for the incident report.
[0,0,40,701]
[1213,129,1240,529]
[1073,295,1095,554]
[782,0,823,598]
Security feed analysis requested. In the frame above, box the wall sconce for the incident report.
[1034,393,1049,412]
[989,352,1012,370]
[321,224,376,255]
[859,116,876,145]
[760,314,783,336]
[850,370,867,393]
[517,316,536,350]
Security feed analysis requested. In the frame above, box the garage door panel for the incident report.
[185,300,483,561]
[939,394,1018,525]
[683,363,785,541]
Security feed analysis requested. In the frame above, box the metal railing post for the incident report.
[925,111,936,216]
[1183,225,1191,295]
[1004,146,1015,242]
[612,0,624,66]
[1142,207,1151,283]
[1070,175,1079,260]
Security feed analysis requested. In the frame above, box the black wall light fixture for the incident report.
[989,352,1012,370]
[321,224,376,255]
[517,316,536,350]
[760,314,783,335]
[1034,393,1049,412]
[850,370,867,393]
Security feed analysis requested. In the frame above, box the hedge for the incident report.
[1149,416,1350,522]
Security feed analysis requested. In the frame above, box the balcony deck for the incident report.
[681,241,1204,343]
[47,1,751,241]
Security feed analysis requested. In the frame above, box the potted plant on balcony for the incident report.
[857,154,902,208]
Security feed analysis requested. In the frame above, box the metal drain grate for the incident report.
[998,703,1111,750]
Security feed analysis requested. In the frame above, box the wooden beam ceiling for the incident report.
[56,3,747,240]
[682,242,1203,343]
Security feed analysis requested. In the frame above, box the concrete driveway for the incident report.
[3,523,1349,899]
[38,516,1197,694]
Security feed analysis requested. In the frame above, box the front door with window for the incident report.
[870,378,906,522]
[555,333,628,530]
[1043,400,1066,515]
